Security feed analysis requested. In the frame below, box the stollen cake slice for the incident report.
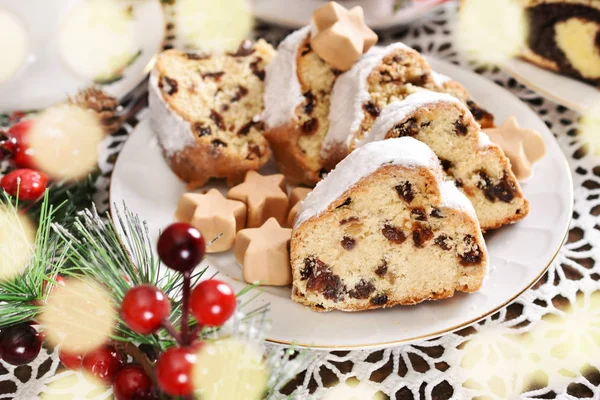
[431,71,495,129]
[357,90,528,230]
[263,26,342,186]
[291,137,488,312]
[521,0,600,87]
[149,41,275,188]
[320,42,438,170]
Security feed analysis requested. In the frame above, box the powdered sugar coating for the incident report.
[432,71,452,86]
[358,90,494,149]
[262,26,311,129]
[357,90,462,147]
[295,137,478,228]
[148,69,196,156]
[320,42,412,159]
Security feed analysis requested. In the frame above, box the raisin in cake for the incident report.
[432,72,495,128]
[291,137,488,312]
[263,26,341,186]
[521,0,600,87]
[358,90,528,230]
[320,42,438,169]
[149,41,275,188]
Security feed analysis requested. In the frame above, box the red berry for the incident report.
[0,131,17,161]
[42,275,67,295]
[155,346,197,396]
[0,324,42,365]
[157,223,206,273]
[8,120,37,169]
[1,169,48,201]
[58,348,84,370]
[121,285,171,335]
[113,364,153,400]
[82,345,125,384]
[190,280,236,327]
[8,119,34,140]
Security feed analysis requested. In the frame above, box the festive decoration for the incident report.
[112,364,154,400]
[69,87,122,135]
[0,130,17,161]
[81,345,125,384]
[157,222,206,273]
[227,171,289,228]
[0,168,48,201]
[484,117,546,181]
[580,102,600,156]
[8,119,37,169]
[121,285,171,335]
[192,338,268,400]
[58,348,84,371]
[156,346,197,396]
[310,2,378,71]
[457,0,526,64]
[174,0,253,53]
[0,323,42,366]
[190,280,237,327]
[175,189,247,253]
[235,218,293,286]
[40,278,117,353]
[28,104,104,181]
[0,200,36,282]
[287,187,312,227]
[0,187,308,398]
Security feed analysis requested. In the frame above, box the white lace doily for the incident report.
[2,3,599,399]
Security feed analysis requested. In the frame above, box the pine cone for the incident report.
[69,87,122,135]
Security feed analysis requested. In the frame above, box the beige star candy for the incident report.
[484,117,546,182]
[227,171,289,228]
[287,187,312,227]
[175,189,246,253]
[235,218,293,286]
[310,2,378,71]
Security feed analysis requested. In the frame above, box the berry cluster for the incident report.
[0,119,48,201]
[0,223,236,400]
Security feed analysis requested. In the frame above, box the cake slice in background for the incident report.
[149,41,275,188]
[320,42,439,169]
[291,137,488,312]
[521,0,600,87]
[357,90,528,230]
[432,71,495,128]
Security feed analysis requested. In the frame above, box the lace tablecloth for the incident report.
[2,3,600,399]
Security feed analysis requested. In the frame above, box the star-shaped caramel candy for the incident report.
[310,2,378,71]
[235,218,293,286]
[227,171,289,228]
[484,117,546,181]
[175,189,247,253]
[287,187,312,227]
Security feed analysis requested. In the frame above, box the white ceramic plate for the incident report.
[503,58,600,114]
[0,0,165,112]
[253,0,445,30]
[110,57,572,350]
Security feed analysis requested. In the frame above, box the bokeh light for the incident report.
[456,0,527,64]
[0,204,36,282]
[40,371,108,400]
[579,102,600,156]
[175,0,253,52]
[40,278,116,353]
[58,0,137,81]
[193,338,268,400]
[28,104,104,181]
[323,377,386,400]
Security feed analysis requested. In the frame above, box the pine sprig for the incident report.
[53,204,209,350]
[0,192,68,328]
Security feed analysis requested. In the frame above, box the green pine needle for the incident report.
[0,192,68,328]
